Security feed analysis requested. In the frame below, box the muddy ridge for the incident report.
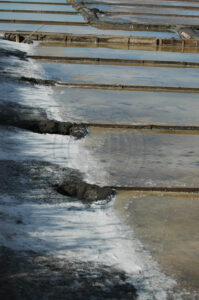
[0,102,87,138]
[56,179,115,202]
[0,159,115,203]
[0,46,27,59]
[20,76,57,86]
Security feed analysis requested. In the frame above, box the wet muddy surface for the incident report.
[78,128,199,187]
[52,87,199,125]
[0,247,137,300]
[1,0,199,297]
[114,191,199,297]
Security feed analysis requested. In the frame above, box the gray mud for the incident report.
[56,178,115,202]
[20,76,57,86]
[0,247,137,300]
[0,102,87,138]
[0,159,114,203]
[0,46,26,59]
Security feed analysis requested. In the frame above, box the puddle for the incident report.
[0,12,84,22]
[34,45,199,62]
[0,3,76,11]
[39,62,199,88]
[100,6,199,16]
[102,12,199,25]
[51,87,199,126]
[90,0,199,8]
[114,191,199,295]
[3,0,68,3]
[0,23,179,38]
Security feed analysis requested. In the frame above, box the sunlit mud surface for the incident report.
[114,191,199,297]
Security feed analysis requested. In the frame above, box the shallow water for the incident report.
[51,87,199,125]
[0,12,84,22]
[76,128,199,187]
[35,45,199,62]
[91,0,199,8]
[100,11,199,25]
[39,62,199,87]
[0,3,76,11]
[0,22,179,38]
[3,0,68,3]
[101,6,199,16]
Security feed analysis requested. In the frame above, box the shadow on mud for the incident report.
[0,102,87,138]
[0,159,114,203]
[0,247,137,300]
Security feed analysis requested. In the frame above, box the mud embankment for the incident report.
[56,178,114,202]
[0,102,87,138]
[0,159,114,203]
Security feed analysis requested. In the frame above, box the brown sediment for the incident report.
[57,182,199,201]
[0,19,88,26]
[113,186,199,193]
[36,42,199,54]
[19,76,199,93]
[0,9,78,15]
[28,55,199,68]
[86,124,199,135]
[4,31,199,50]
